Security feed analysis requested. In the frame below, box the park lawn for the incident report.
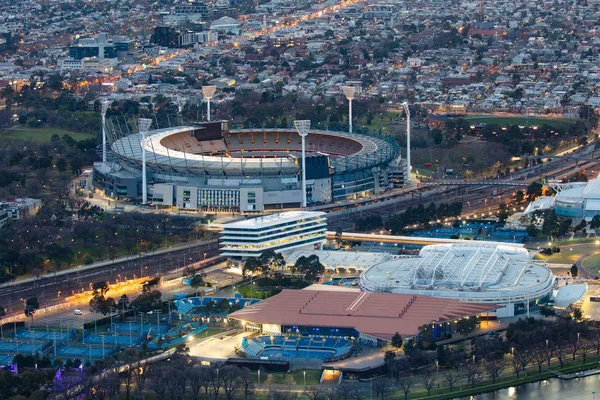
[583,253,600,276]
[534,243,600,265]
[258,369,322,386]
[463,115,579,129]
[0,126,96,142]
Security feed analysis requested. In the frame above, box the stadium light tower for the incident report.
[294,120,310,208]
[101,101,110,163]
[402,101,411,184]
[342,86,355,134]
[202,86,216,121]
[138,118,153,205]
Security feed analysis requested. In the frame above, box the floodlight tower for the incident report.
[138,118,153,205]
[342,86,355,134]
[202,86,216,121]
[101,101,110,163]
[294,120,310,208]
[402,102,411,184]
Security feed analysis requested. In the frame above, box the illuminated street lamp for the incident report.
[342,86,355,134]
[402,101,411,184]
[294,120,310,208]
[138,118,153,205]
[202,86,217,121]
[101,101,110,163]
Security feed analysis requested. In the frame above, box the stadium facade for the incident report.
[524,178,600,220]
[93,120,405,211]
[359,243,556,318]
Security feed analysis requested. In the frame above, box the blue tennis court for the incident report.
[56,346,116,359]
[16,330,72,341]
[0,355,14,365]
[260,348,336,360]
[0,341,43,354]
[114,323,169,335]
[85,334,141,347]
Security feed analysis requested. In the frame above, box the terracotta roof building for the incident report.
[229,288,497,344]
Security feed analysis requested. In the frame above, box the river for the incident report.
[459,374,600,399]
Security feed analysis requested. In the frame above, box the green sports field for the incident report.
[464,115,579,129]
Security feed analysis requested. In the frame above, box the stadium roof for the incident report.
[360,243,555,302]
[229,288,498,340]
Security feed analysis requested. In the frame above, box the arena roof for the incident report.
[285,250,395,271]
[229,288,497,340]
[360,243,555,303]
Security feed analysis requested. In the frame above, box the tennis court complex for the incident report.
[56,345,116,359]
[0,341,43,354]
[16,330,73,342]
[85,334,141,347]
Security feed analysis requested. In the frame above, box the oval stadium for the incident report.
[93,120,405,211]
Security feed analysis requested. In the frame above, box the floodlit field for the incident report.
[464,115,579,129]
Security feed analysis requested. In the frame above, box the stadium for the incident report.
[93,119,405,211]
[524,177,600,220]
[359,243,556,318]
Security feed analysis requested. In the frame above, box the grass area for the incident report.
[583,253,600,277]
[463,115,579,129]
[258,369,322,386]
[203,327,227,337]
[0,126,96,142]
[534,243,600,265]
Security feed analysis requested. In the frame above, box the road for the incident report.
[0,241,220,318]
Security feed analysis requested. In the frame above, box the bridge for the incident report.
[422,179,530,187]
[326,231,524,247]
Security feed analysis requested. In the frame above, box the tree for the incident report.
[420,370,436,396]
[259,250,285,271]
[220,365,242,400]
[571,264,578,278]
[89,280,116,315]
[463,362,481,388]
[590,214,600,230]
[175,343,190,356]
[293,255,325,280]
[532,347,546,373]
[303,386,324,400]
[398,377,414,400]
[190,274,205,294]
[391,332,403,349]
[526,181,543,198]
[238,367,254,400]
[372,378,391,400]
[484,359,505,384]
[119,349,138,400]
[571,307,583,321]
[443,370,459,392]
[185,365,204,400]
[243,258,262,277]
[24,297,39,318]
[577,343,593,364]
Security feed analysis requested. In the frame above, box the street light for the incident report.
[342,86,355,134]
[294,120,310,208]
[402,102,411,184]
[138,118,153,205]
[101,101,110,164]
[202,86,216,121]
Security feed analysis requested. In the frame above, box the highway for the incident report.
[0,240,221,318]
